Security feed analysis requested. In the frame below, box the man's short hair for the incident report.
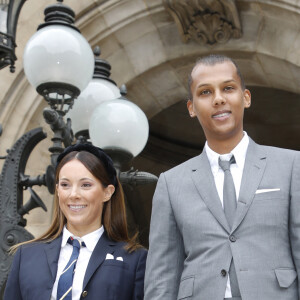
[188,54,245,100]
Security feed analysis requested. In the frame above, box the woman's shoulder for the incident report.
[126,245,147,255]
[15,236,61,254]
[116,242,147,259]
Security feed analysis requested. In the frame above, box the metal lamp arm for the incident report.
[120,168,158,186]
[43,107,74,167]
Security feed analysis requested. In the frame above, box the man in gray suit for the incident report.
[144,54,300,300]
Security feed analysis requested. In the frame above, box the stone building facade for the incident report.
[0,0,300,246]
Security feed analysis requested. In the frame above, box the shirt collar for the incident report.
[61,226,104,252]
[231,132,249,169]
[205,131,249,173]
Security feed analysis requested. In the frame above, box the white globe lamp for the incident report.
[23,1,94,109]
[89,98,149,167]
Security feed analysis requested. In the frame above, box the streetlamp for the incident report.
[23,0,94,107]
[67,47,156,185]
[0,0,26,72]
[89,96,149,171]
[23,0,94,165]
[0,0,94,293]
[0,0,157,294]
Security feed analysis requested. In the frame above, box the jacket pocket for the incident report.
[102,260,129,270]
[177,276,194,299]
[275,268,297,288]
[253,191,286,201]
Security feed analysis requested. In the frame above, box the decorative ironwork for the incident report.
[0,127,48,290]
[0,0,27,72]
[43,107,73,166]
[163,0,242,45]
[120,168,158,186]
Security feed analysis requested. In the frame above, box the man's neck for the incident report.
[206,132,244,154]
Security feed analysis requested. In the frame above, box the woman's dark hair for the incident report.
[11,147,140,253]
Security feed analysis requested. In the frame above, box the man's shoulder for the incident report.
[249,140,300,167]
[255,142,299,157]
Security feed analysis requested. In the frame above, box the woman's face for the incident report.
[57,159,115,237]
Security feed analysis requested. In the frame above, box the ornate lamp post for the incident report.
[0,0,26,72]
[23,0,94,166]
[0,0,94,294]
[0,1,157,295]
[67,47,157,184]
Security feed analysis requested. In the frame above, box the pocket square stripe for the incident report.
[255,188,280,194]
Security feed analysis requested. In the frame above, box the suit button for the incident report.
[221,269,227,277]
[82,291,88,298]
[229,235,237,242]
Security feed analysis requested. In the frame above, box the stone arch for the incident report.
[2,0,300,138]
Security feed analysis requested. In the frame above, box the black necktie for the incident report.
[57,237,85,300]
[219,155,241,297]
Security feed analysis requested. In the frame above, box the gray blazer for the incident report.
[144,138,300,300]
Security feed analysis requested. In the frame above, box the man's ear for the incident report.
[187,99,196,117]
[244,89,251,108]
[103,185,115,202]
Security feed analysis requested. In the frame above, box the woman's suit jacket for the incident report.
[4,231,147,300]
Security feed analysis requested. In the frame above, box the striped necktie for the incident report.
[57,237,85,300]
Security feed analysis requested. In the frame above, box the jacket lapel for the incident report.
[191,151,230,233]
[44,235,62,280]
[232,138,267,232]
[82,231,118,288]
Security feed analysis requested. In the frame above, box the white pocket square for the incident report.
[255,188,280,194]
[116,256,123,261]
[105,253,114,260]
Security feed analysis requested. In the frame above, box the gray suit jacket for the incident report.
[144,138,300,300]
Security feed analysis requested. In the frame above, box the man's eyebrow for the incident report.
[196,79,236,89]
[196,83,210,89]
[223,79,236,83]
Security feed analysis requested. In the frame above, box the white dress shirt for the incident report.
[51,226,104,300]
[205,132,249,298]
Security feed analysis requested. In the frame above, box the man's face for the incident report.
[187,61,251,144]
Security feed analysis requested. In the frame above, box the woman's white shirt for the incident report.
[51,226,104,300]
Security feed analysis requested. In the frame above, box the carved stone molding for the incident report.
[163,0,242,45]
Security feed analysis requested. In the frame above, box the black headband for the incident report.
[56,143,118,188]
